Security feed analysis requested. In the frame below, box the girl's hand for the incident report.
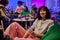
[23,28,33,38]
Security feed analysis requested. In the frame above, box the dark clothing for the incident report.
[10,12,19,19]
[0,4,10,30]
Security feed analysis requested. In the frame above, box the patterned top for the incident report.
[0,4,6,17]
[31,19,54,35]
[15,6,24,13]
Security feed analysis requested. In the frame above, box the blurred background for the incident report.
[0,0,60,40]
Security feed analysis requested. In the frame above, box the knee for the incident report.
[13,22,19,25]
[8,22,18,28]
[10,22,18,25]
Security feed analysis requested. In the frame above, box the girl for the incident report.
[4,6,54,40]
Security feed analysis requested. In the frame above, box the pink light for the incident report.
[31,0,45,8]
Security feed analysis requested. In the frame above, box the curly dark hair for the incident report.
[0,0,8,6]
[37,6,51,20]
[24,6,28,11]
[17,1,23,5]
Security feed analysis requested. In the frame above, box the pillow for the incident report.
[41,22,60,40]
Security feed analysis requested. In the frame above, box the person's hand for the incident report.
[23,30,30,38]
[23,28,33,38]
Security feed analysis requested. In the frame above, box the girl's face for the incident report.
[40,9,46,18]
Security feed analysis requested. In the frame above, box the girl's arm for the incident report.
[33,32,44,37]
[23,28,33,38]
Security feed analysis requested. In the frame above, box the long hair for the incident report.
[37,6,51,20]
[24,6,28,12]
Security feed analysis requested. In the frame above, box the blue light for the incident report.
[46,0,60,12]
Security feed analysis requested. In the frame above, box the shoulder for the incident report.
[46,19,54,28]
[35,18,38,21]
[47,19,54,23]
[17,6,21,8]
[33,18,38,24]
[21,6,24,8]
[46,19,54,26]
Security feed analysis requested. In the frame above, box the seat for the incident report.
[41,22,60,40]
[0,20,5,37]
